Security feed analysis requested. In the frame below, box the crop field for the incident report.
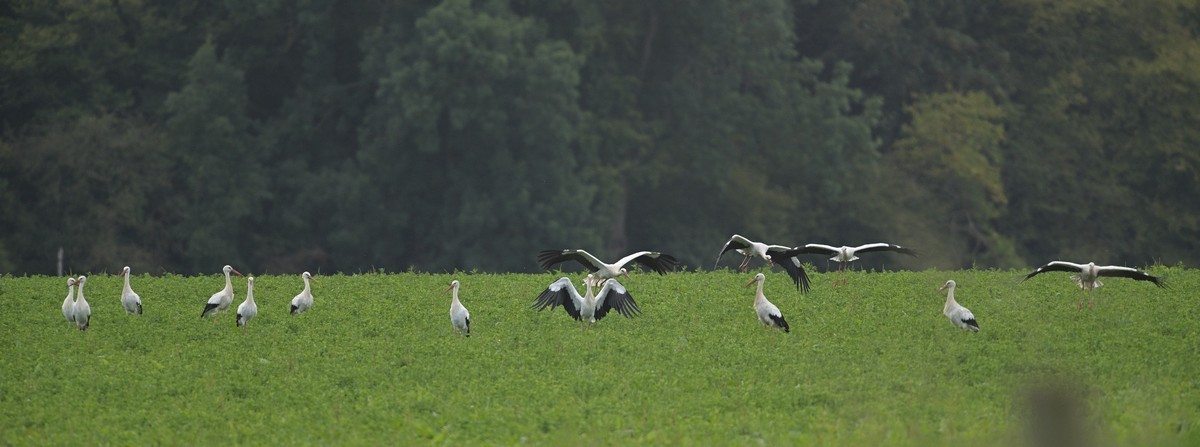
[1,267,1196,445]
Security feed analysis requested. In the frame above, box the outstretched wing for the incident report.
[1096,266,1166,288]
[594,279,640,320]
[537,249,606,273]
[853,243,918,257]
[532,277,583,320]
[715,234,754,268]
[1022,261,1086,281]
[775,256,812,293]
[789,244,840,256]
[614,251,678,275]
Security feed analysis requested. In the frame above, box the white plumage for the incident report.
[790,243,917,287]
[62,277,77,325]
[532,274,640,331]
[1022,261,1165,310]
[201,265,242,320]
[938,280,979,332]
[236,276,258,335]
[73,275,91,331]
[537,249,677,280]
[290,271,316,315]
[745,273,789,332]
[119,266,143,315]
[444,280,471,336]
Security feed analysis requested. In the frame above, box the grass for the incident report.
[0,267,1196,445]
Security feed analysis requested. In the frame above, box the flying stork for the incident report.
[537,249,678,280]
[714,234,812,292]
[1022,261,1165,310]
[787,243,917,287]
[532,274,640,331]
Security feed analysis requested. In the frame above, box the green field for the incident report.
[1,268,1196,445]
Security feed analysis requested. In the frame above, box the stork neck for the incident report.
[67,284,76,301]
[77,282,86,301]
[302,277,311,294]
[755,280,766,304]
[944,288,958,309]
[223,271,233,292]
[450,287,460,305]
[246,287,255,303]
[123,273,132,292]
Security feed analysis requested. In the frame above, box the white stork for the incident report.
[443,279,471,336]
[236,276,258,335]
[938,280,979,332]
[532,274,640,331]
[62,277,77,325]
[537,249,678,279]
[715,234,812,292]
[290,271,316,315]
[201,265,242,321]
[744,273,789,332]
[1022,261,1165,310]
[74,275,91,331]
[787,243,918,287]
[119,266,143,315]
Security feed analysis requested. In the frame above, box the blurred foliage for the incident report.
[0,0,1197,274]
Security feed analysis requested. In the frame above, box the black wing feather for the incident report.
[632,253,678,275]
[201,302,219,318]
[595,280,640,321]
[136,303,143,315]
[776,257,812,293]
[961,318,979,331]
[1098,269,1166,288]
[1022,262,1083,281]
[536,250,601,273]
[532,284,582,320]
[714,237,752,268]
[769,314,790,332]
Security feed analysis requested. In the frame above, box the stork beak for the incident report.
[937,284,947,292]
[443,284,454,294]
[622,271,631,279]
[744,278,756,288]
[231,268,243,277]
[310,276,318,285]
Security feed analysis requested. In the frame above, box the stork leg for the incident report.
[738,255,750,271]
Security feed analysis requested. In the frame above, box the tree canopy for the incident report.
[1,0,1197,274]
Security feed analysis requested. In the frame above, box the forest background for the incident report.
[1,0,1197,275]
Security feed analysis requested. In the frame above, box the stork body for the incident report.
[236,277,258,335]
[788,243,917,287]
[537,249,677,280]
[119,266,143,315]
[1022,261,1164,310]
[290,272,316,315]
[532,274,640,331]
[715,234,811,292]
[74,276,91,331]
[62,277,77,325]
[444,280,471,336]
[201,265,242,321]
[938,280,979,332]
[745,273,789,332]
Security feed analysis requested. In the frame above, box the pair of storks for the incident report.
[715,234,919,291]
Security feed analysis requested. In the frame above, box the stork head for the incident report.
[938,279,956,292]
[619,268,630,279]
[77,275,87,287]
[302,271,317,284]
[444,279,460,294]
[119,266,131,277]
[744,273,766,287]
[223,265,243,277]
[247,276,255,288]
[764,254,774,265]
[67,277,76,287]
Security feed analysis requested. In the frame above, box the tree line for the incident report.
[1,0,1197,275]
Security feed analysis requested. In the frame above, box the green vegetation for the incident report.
[2,268,1195,445]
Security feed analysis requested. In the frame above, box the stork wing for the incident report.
[715,234,754,268]
[853,243,918,257]
[532,277,583,320]
[790,244,839,256]
[1096,266,1166,288]
[1022,261,1086,281]
[776,257,812,293]
[614,251,678,275]
[594,279,640,320]
[537,249,604,273]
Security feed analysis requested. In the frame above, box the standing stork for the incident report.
[537,249,678,280]
[938,280,979,332]
[744,273,789,332]
[74,275,91,331]
[787,243,918,287]
[62,277,77,325]
[1022,261,1165,310]
[290,271,316,315]
[201,265,243,321]
[236,276,258,335]
[714,234,812,292]
[532,274,640,331]
[443,279,471,336]
[119,266,143,315]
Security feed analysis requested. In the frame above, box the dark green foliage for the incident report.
[0,0,1198,274]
